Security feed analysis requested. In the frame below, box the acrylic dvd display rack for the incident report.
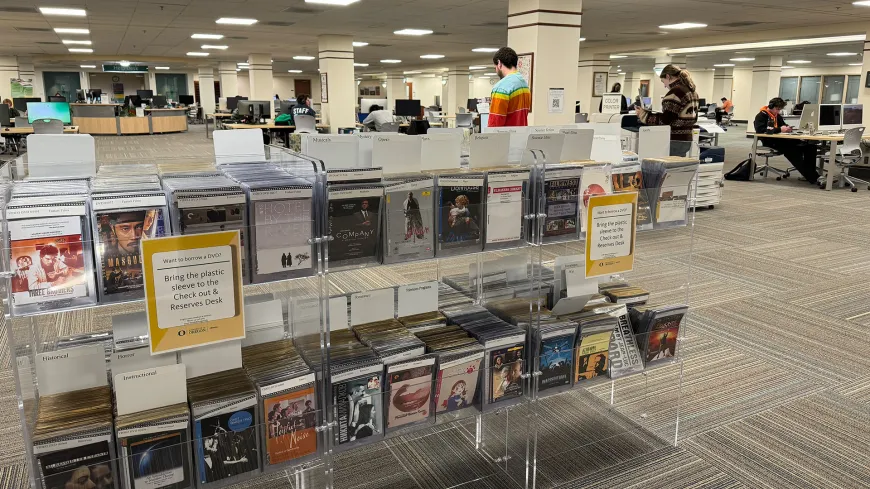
[1,145,697,489]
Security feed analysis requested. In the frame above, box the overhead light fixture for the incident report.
[237,62,249,66]
[54,27,89,34]
[713,63,735,67]
[828,52,858,56]
[659,22,707,30]
[616,69,622,72]
[853,0,870,5]
[849,62,864,66]
[80,65,96,68]
[610,55,627,59]
[119,60,131,67]
[354,62,369,67]
[68,48,93,53]
[288,69,303,73]
[420,54,445,59]
[39,7,86,16]
[187,52,209,57]
[353,41,368,47]
[381,59,402,63]
[484,72,497,76]
[472,47,498,53]
[201,45,229,50]
[403,71,422,74]
[192,33,224,39]
[781,66,794,69]
[62,40,91,45]
[155,66,170,70]
[469,65,487,70]
[395,28,433,36]
[579,37,586,42]
[730,57,755,61]
[293,55,315,60]
[305,0,360,4]
[215,17,258,25]
[668,35,865,54]
[479,75,493,79]
[238,66,249,69]
[789,60,811,64]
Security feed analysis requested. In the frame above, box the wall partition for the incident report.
[155,73,189,100]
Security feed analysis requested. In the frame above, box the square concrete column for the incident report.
[507,0,582,125]
[445,67,470,116]
[198,67,216,116]
[577,53,610,115]
[858,33,870,126]
[623,71,640,102]
[248,53,274,116]
[386,74,406,114]
[219,61,239,99]
[749,56,782,116]
[318,35,355,133]
[712,68,734,103]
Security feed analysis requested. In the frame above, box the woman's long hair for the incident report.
[660,64,696,92]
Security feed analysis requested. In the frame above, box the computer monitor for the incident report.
[75,89,85,102]
[13,97,41,111]
[842,104,863,129]
[227,96,248,111]
[467,98,479,112]
[247,100,271,120]
[137,90,154,100]
[48,95,66,102]
[280,100,296,115]
[797,103,819,131]
[178,95,195,105]
[396,99,422,118]
[27,102,71,124]
[818,104,841,131]
[642,97,652,107]
[151,95,168,107]
[0,104,10,127]
[698,98,706,108]
[88,89,102,97]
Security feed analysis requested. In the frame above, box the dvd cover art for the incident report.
[253,200,312,275]
[179,204,244,230]
[538,335,573,391]
[387,365,433,429]
[96,209,165,298]
[263,386,318,465]
[334,374,382,445]
[9,217,89,307]
[543,177,580,238]
[612,169,652,228]
[124,430,190,489]
[384,186,434,262]
[194,406,259,484]
[434,357,482,414]
[645,314,682,365]
[580,167,612,234]
[486,180,525,244]
[328,195,381,266]
[575,331,611,381]
[489,345,524,403]
[38,440,115,489]
[438,185,482,250]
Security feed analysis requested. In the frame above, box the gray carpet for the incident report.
[1,125,869,488]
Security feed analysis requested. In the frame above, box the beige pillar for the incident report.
[713,67,734,103]
[623,71,641,102]
[386,74,406,114]
[198,67,216,116]
[248,53,274,116]
[318,35,355,133]
[577,53,609,115]
[507,0,582,125]
[749,56,782,117]
[446,67,470,116]
[219,61,239,98]
[859,33,870,126]
[651,56,686,110]
[80,72,90,92]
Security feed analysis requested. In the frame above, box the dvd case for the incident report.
[330,361,384,451]
[382,175,435,264]
[434,172,485,256]
[115,403,193,489]
[612,162,653,230]
[539,164,583,243]
[327,184,383,269]
[433,347,483,414]
[484,168,530,251]
[384,355,436,433]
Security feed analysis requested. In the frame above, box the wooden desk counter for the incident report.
[2,126,79,134]
[225,123,329,130]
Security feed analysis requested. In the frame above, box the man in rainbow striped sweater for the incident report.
[488,47,531,127]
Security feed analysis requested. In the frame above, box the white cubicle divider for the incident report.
[421,132,462,171]
[357,133,375,168]
[486,126,530,163]
[301,134,359,169]
[576,122,622,137]
[523,133,565,165]
[26,134,96,178]
[213,129,266,164]
[560,128,594,161]
[590,135,624,164]
[373,133,422,174]
[637,126,671,160]
[469,132,510,168]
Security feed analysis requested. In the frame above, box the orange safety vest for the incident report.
[760,107,779,129]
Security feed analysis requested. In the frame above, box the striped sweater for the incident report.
[637,81,699,141]
[488,72,531,127]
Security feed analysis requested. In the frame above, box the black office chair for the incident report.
[752,146,788,180]
[407,120,430,135]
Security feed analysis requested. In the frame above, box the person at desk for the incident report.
[716,97,733,125]
[598,83,629,113]
[754,97,819,184]
[361,105,395,131]
[629,96,642,110]
[635,64,699,157]
[291,94,316,121]
[2,98,20,118]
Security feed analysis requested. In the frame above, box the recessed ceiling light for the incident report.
[236,68,241,71]
[80,65,96,68]
[713,63,735,67]
[305,0,360,4]
[579,37,586,42]
[187,52,209,57]
[238,66,249,69]
[790,60,811,64]
[288,69,303,73]
[469,66,487,70]
[201,45,229,50]
[62,40,91,45]
[215,17,258,25]
[119,60,131,67]
[849,62,864,66]
[354,63,369,67]
[237,62,249,65]
[420,54,445,59]
[192,33,224,39]
[404,71,422,74]
[781,66,794,69]
[293,55,315,60]
[395,28,433,36]
[479,75,493,79]
[353,41,368,47]
[381,59,402,63]
[827,52,858,56]
[472,47,498,53]
[659,22,707,29]
[610,55,627,59]
[484,72,497,76]
[54,28,89,34]
[68,48,93,53]
[155,66,170,70]
[39,7,86,16]
[853,0,870,5]
[730,57,755,61]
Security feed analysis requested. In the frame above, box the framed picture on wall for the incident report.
[593,72,608,97]
[517,53,534,112]
[321,72,329,103]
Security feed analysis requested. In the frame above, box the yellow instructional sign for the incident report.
[585,192,637,278]
[142,231,245,354]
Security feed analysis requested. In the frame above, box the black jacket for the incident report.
[753,109,786,135]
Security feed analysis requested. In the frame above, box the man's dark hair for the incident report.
[493,47,519,69]
[721,97,727,102]
[40,245,59,258]
[369,104,381,111]
[296,94,310,105]
[768,97,786,109]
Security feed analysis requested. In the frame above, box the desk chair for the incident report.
[378,122,400,133]
[722,106,735,126]
[15,117,31,128]
[822,126,868,191]
[575,113,589,123]
[752,146,788,180]
[32,119,63,134]
[294,115,317,134]
[456,113,474,130]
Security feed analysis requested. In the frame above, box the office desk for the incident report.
[225,123,330,147]
[146,108,189,134]
[748,131,870,190]
[2,126,80,155]
[70,104,120,134]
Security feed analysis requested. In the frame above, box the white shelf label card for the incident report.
[351,287,395,325]
[329,296,349,330]
[36,344,108,396]
[114,363,187,416]
[111,347,178,377]
[179,340,242,379]
[398,281,438,317]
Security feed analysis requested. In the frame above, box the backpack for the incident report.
[274,113,293,126]
[724,158,752,181]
